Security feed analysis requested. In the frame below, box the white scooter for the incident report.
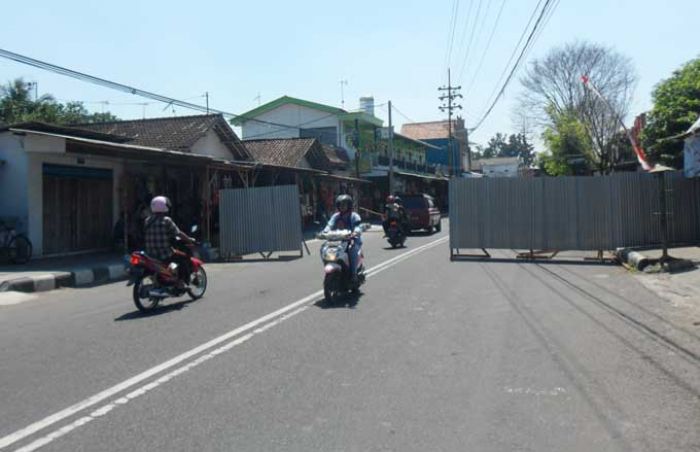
[317,224,370,303]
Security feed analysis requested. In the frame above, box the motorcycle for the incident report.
[386,218,406,248]
[126,226,208,312]
[317,224,370,303]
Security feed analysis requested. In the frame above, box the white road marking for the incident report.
[0,292,38,306]
[1,235,448,452]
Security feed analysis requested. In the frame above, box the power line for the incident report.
[443,0,461,73]
[462,0,508,96]
[0,48,341,133]
[456,0,486,83]
[475,0,543,117]
[389,104,418,125]
[450,0,475,77]
[471,0,556,132]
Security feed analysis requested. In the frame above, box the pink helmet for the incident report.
[150,196,170,213]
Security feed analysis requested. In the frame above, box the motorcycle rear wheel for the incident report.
[133,275,160,312]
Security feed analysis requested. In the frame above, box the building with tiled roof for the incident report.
[242,138,332,170]
[77,114,250,160]
[401,118,469,174]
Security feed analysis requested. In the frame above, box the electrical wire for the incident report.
[475,0,543,117]
[0,48,351,133]
[471,0,556,132]
[443,0,461,74]
[456,0,486,83]
[462,0,508,97]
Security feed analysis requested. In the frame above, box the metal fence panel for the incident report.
[450,172,700,252]
[219,185,303,256]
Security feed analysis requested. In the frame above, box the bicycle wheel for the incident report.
[8,235,32,264]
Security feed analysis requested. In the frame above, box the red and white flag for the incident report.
[581,75,653,171]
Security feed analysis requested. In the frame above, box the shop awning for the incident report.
[316,173,372,184]
[395,170,448,181]
[11,128,214,165]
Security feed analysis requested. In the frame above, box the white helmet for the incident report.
[150,196,170,213]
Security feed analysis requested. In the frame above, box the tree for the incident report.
[540,109,593,176]
[0,78,117,125]
[518,41,636,173]
[481,132,534,166]
[483,133,507,158]
[642,57,700,168]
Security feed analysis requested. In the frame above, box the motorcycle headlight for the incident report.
[322,246,338,261]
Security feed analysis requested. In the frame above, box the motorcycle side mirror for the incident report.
[191,225,199,234]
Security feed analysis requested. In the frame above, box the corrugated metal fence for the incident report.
[219,185,303,258]
[449,172,700,253]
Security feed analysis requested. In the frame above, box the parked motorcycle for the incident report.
[126,226,207,312]
[386,218,406,248]
[317,224,370,303]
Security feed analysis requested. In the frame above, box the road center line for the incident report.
[0,235,447,451]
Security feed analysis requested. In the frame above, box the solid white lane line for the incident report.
[1,235,447,451]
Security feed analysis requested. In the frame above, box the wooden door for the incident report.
[42,165,113,255]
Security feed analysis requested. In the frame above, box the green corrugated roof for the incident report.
[230,96,345,125]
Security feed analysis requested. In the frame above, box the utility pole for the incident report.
[339,79,348,109]
[439,68,462,177]
[205,92,209,114]
[463,120,472,172]
[388,100,395,195]
[354,118,360,178]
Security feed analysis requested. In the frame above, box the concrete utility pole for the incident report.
[339,79,348,109]
[388,100,395,195]
[354,118,360,178]
[439,68,462,177]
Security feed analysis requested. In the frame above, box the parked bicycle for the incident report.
[0,220,32,264]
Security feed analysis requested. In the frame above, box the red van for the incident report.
[400,194,442,233]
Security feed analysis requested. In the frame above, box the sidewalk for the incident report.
[630,246,700,314]
[0,252,127,293]
[0,225,385,294]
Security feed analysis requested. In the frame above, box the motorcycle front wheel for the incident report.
[323,273,338,303]
[133,275,160,312]
[187,267,208,300]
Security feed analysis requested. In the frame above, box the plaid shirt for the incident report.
[144,215,181,260]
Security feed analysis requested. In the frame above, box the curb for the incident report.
[615,248,696,273]
[0,263,127,293]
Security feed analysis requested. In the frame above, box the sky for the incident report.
[0,0,698,149]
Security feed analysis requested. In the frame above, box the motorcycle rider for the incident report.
[144,196,196,290]
[383,195,408,236]
[323,194,363,284]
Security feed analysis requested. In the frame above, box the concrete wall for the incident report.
[0,132,30,234]
[26,152,125,256]
[241,104,340,142]
[482,163,519,178]
[9,134,125,256]
[191,129,235,160]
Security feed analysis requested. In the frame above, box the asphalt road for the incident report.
[1,224,699,451]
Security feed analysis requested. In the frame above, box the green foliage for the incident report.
[643,57,700,168]
[540,109,592,176]
[481,132,534,166]
[0,78,118,126]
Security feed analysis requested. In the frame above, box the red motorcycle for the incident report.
[126,236,208,313]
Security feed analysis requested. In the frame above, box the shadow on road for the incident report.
[216,254,304,264]
[314,291,364,310]
[114,299,195,321]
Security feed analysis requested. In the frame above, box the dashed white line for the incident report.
[2,235,448,451]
